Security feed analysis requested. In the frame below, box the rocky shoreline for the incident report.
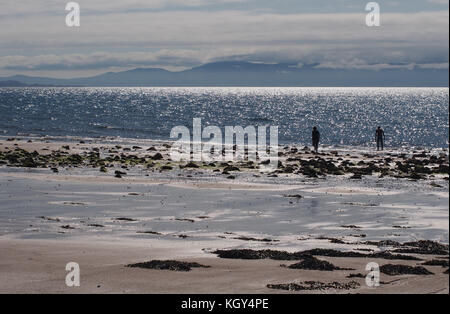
[0,138,448,182]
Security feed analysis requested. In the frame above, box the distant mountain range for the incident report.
[0,61,448,87]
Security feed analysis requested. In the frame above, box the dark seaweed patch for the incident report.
[267,281,360,291]
[422,259,449,267]
[38,216,61,222]
[175,218,195,223]
[379,264,433,276]
[288,255,353,271]
[393,241,449,255]
[347,273,365,278]
[302,249,421,261]
[136,231,162,235]
[87,223,105,228]
[126,260,210,272]
[213,249,305,260]
[234,236,279,243]
[114,217,137,222]
[213,248,421,261]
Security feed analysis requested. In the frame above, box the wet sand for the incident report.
[0,137,448,294]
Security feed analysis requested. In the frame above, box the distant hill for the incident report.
[1,61,448,87]
[0,80,29,87]
[0,79,78,87]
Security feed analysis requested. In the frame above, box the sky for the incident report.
[0,0,448,78]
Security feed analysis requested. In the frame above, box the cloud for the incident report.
[0,0,249,17]
[1,50,448,73]
[0,51,206,70]
[0,5,447,76]
[427,0,448,5]
[313,59,449,71]
[2,10,447,47]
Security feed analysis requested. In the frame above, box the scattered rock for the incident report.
[234,236,279,243]
[392,225,411,229]
[341,225,362,229]
[151,153,163,160]
[87,224,105,228]
[175,218,195,223]
[430,182,444,188]
[223,166,240,172]
[283,194,303,199]
[63,202,86,206]
[114,170,126,178]
[136,231,162,235]
[316,237,348,244]
[347,273,365,278]
[114,217,137,222]
[362,240,402,247]
[60,225,75,230]
[38,216,60,222]
[184,162,199,168]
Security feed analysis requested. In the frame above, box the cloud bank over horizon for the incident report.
[0,0,448,78]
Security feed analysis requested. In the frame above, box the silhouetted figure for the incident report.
[375,126,385,151]
[312,127,320,153]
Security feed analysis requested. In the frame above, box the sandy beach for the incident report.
[0,137,448,294]
[1,238,448,294]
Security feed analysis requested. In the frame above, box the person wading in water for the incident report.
[312,126,320,153]
[375,126,385,151]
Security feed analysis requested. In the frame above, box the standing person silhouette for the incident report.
[375,126,385,151]
[312,126,320,153]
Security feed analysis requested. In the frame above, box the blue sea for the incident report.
[0,87,448,149]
